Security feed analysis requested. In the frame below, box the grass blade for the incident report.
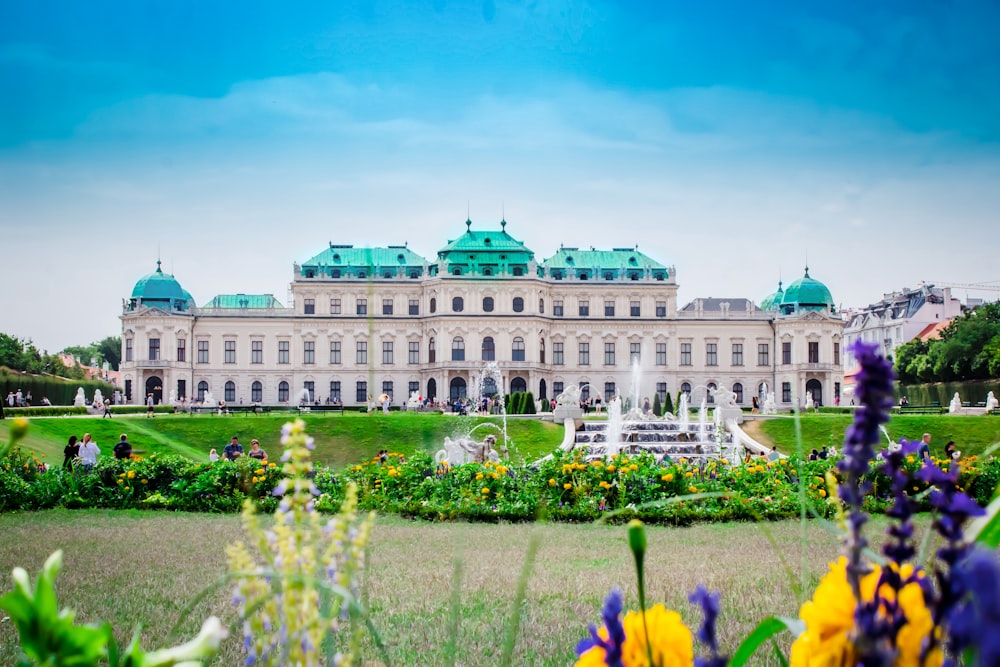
[443,557,463,667]
[499,532,540,667]
[728,616,803,667]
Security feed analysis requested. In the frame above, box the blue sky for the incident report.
[2,0,999,353]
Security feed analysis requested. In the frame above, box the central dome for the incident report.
[779,267,835,314]
[129,261,194,311]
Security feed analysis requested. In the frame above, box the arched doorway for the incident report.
[482,377,498,396]
[511,376,527,393]
[539,378,547,400]
[145,376,163,405]
[427,378,437,401]
[806,379,823,407]
[449,377,467,402]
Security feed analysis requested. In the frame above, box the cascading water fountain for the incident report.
[678,393,689,429]
[697,399,708,442]
[436,362,513,465]
[605,395,624,457]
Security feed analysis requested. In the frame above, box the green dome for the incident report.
[779,267,835,314]
[759,280,784,311]
[130,261,194,311]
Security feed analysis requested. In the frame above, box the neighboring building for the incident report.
[120,221,845,409]
[841,285,963,368]
[56,353,122,386]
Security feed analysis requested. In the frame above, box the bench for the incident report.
[189,405,270,416]
[991,408,1000,416]
[898,405,946,415]
[298,404,344,414]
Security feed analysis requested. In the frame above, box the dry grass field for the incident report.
[0,509,922,666]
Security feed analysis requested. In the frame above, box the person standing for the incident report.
[63,435,80,470]
[113,434,132,460]
[16,389,23,407]
[918,433,932,461]
[79,433,100,472]
[146,393,155,418]
[223,436,243,461]
[103,398,113,418]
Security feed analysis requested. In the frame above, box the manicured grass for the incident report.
[0,412,564,469]
[0,509,900,666]
[756,414,1000,458]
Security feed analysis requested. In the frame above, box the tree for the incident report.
[663,391,674,417]
[652,393,662,417]
[0,333,25,370]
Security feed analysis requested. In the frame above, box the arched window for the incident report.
[540,338,546,364]
[707,382,717,404]
[733,383,744,404]
[512,337,525,362]
[511,376,527,393]
[580,384,591,401]
[449,377,467,401]
[512,297,524,312]
[452,337,465,361]
[430,297,437,313]
[197,381,208,402]
[225,381,236,402]
[681,382,692,398]
[483,297,494,312]
[452,296,464,312]
[539,378,547,400]
[251,381,262,403]
[482,377,498,396]
[429,337,436,363]
[427,378,437,400]
[482,336,495,361]
[278,381,289,403]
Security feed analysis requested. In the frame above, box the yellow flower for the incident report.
[790,557,941,667]
[255,468,265,475]
[685,471,694,478]
[629,464,638,472]
[688,486,697,494]
[549,478,557,487]
[476,472,484,480]
[575,605,694,667]
[127,470,136,479]
[599,481,611,489]
[607,465,616,473]
[251,476,258,483]
[268,462,276,468]
[818,489,827,498]
[661,473,673,482]
[141,479,148,484]
[564,483,573,490]
[481,487,490,494]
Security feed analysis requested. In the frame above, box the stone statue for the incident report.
[556,384,582,406]
[435,433,507,466]
[168,389,177,406]
[406,391,422,410]
[805,393,815,410]
[762,392,777,415]
[711,385,739,410]
[986,391,998,412]
[73,388,87,407]
[949,392,962,414]
[92,389,105,408]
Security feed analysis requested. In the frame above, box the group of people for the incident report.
[209,436,268,462]
[61,433,134,471]
[6,389,32,408]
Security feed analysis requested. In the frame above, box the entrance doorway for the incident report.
[145,376,163,405]
[806,379,823,407]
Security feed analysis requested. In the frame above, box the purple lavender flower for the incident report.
[576,588,626,667]
[948,548,1000,664]
[688,584,726,667]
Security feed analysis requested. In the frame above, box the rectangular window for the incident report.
[329,341,341,364]
[656,343,666,366]
[177,379,186,399]
[834,382,841,400]
[330,298,341,314]
[125,339,133,362]
[409,381,420,397]
[655,301,666,317]
[630,301,640,317]
[758,343,769,366]
[732,343,743,366]
[656,382,667,404]
[303,341,315,365]
[579,342,590,365]
[808,342,819,363]
[382,381,393,402]
[304,298,315,314]
[680,343,692,366]
[356,341,367,365]
[304,381,315,402]
[124,379,132,402]
[382,341,393,365]
[553,300,564,316]
[782,382,792,403]
[356,381,367,404]
[553,342,564,365]
[604,342,616,366]
[148,338,160,361]
[356,298,367,315]
[630,342,641,364]
[197,340,208,364]
[251,382,262,403]
[782,342,792,365]
[553,381,564,397]
[330,381,341,402]
[579,300,590,316]
[382,299,393,315]
[539,298,544,314]
[706,343,718,366]
[278,341,290,364]
[408,341,419,364]
[408,299,419,315]
[834,342,840,365]
[604,300,615,317]
[176,339,186,362]
[429,340,436,363]
[604,383,616,401]
[224,340,236,364]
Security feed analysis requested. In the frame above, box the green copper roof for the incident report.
[759,281,784,311]
[541,247,669,280]
[300,244,428,279]
[779,267,835,314]
[436,220,535,277]
[202,294,284,309]
[130,261,194,311]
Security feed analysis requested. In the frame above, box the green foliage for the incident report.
[0,371,118,408]
[524,391,536,415]
[663,391,674,417]
[895,301,1000,383]
[652,393,662,417]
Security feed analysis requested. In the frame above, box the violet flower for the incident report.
[689,584,726,667]
[576,588,626,667]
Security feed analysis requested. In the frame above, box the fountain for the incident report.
[697,399,708,442]
[202,390,217,407]
[677,393,690,429]
[605,395,624,457]
[167,389,177,406]
[73,388,87,407]
[435,362,513,466]
[762,391,777,415]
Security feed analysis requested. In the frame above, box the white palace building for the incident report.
[120,220,845,410]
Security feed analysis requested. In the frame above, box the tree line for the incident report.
[0,332,121,379]
[894,301,1000,383]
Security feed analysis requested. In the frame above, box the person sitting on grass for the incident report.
[248,439,267,461]
[113,434,132,460]
[223,436,243,461]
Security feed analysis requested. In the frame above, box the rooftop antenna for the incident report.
[466,202,472,232]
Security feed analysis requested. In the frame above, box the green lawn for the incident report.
[0,412,564,469]
[758,413,1000,457]
[0,509,879,666]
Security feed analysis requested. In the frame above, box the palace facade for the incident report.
[120,220,845,410]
